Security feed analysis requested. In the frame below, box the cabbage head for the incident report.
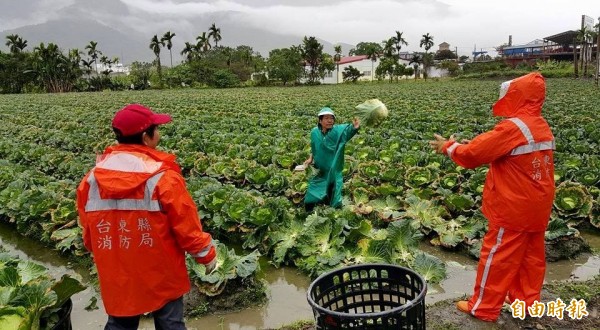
[573,168,599,186]
[265,173,288,193]
[245,166,271,185]
[405,166,438,188]
[554,181,593,218]
[439,173,461,191]
[354,99,389,127]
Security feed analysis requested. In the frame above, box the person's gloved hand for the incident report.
[204,257,217,275]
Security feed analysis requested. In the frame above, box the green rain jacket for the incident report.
[304,123,358,207]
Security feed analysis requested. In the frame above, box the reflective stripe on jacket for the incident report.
[77,144,215,316]
[442,73,555,231]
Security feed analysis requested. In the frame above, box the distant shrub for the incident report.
[211,69,241,88]
[462,60,509,74]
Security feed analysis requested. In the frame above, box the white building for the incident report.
[319,55,415,84]
[94,62,130,75]
[294,54,448,85]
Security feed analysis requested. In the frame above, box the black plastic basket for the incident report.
[49,298,73,330]
[307,264,427,329]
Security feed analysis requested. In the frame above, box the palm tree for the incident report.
[81,58,94,78]
[409,53,422,80]
[333,45,342,84]
[149,34,165,88]
[208,23,222,47]
[69,49,82,68]
[420,33,434,53]
[5,34,28,53]
[161,31,176,68]
[383,38,395,59]
[225,47,234,66]
[85,41,101,74]
[393,31,408,58]
[365,44,379,81]
[196,32,211,54]
[420,33,434,79]
[180,42,195,63]
[33,42,80,92]
[99,55,117,75]
[576,27,588,77]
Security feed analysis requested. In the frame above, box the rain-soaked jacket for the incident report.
[76,144,215,316]
[304,124,358,207]
[442,72,555,231]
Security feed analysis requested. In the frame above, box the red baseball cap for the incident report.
[112,104,172,136]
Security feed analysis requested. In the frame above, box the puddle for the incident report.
[421,229,600,305]
[161,268,314,330]
[0,221,597,329]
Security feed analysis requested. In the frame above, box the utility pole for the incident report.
[596,16,600,87]
[573,36,579,78]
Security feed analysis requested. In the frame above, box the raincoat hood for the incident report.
[93,144,181,199]
[492,72,545,117]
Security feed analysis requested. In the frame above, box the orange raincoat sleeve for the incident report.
[76,173,93,252]
[441,120,525,169]
[156,171,216,264]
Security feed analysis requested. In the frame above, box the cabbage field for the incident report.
[0,79,598,311]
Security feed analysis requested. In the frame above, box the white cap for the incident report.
[318,107,335,118]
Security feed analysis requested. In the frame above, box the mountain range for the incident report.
[0,0,355,64]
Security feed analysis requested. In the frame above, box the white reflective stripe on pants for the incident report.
[471,227,505,316]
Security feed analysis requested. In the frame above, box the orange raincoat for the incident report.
[441,72,555,321]
[77,144,215,316]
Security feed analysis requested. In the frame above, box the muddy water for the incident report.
[0,222,598,330]
[420,230,600,304]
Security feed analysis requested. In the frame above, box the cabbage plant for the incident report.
[399,194,446,235]
[265,173,288,193]
[554,181,593,218]
[573,168,599,186]
[438,173,461,191]
[0,252,85,330]
[369,196,402,221]
[591,198,600,229]
[245,166,271,186]
[187,242,260,297]
[545,215,579,241]
[410,252,446,283]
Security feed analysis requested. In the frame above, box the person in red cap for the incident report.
[429,72,555,322]
[76,104,217,329]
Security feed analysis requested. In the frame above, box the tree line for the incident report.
[1,23,459,94]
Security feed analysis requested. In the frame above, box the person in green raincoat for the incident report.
[303,107,360,209]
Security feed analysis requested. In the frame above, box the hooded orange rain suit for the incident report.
[77,144,216,317]
[441,72,555,321]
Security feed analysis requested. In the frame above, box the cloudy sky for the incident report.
[1,0,597,56]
